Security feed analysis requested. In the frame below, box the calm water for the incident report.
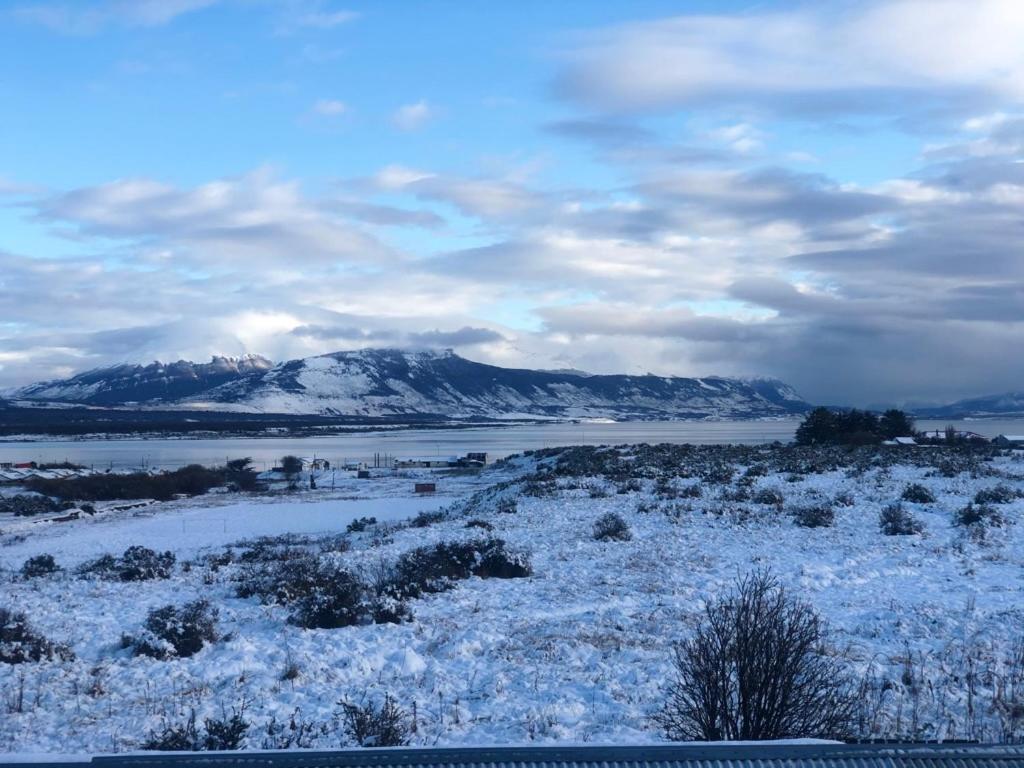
[1,418,1022,471]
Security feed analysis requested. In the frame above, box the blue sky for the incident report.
[2,0,1024,405]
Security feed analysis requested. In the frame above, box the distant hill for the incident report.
[913,391,1024,419]
[11,355,273,407]
[9,348,811,420]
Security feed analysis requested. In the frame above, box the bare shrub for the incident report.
[339,693,410,747]
[654,571,855,741]
[143,708,249,751]
[593,512,632,541]
[879,503,924,536]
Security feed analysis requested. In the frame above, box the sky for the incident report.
[2,0,1024,407]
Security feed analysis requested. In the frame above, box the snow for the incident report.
[3,445,1024,753]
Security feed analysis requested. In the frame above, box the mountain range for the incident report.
[6,348,811,421]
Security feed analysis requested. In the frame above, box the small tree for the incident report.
[280,455,303,490]
[655,571,855,741]
[226,457,259,491]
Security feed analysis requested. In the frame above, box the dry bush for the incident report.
[655,571,855,741]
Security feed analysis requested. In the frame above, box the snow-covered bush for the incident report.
[593,512,632,541]
[974,484,1019,505]
[791,504,835,528]
[0,607,73,664]
[954,503,1005,529]
[879,503,924,536]
[339,693,410,747]
[78,546,175,581]
[902,483,936,504]
[751,488,784,506]
[410,509,446,528]
[495,497,518,514]
[617,478,643,494]
[346,516,377,533]
[21,553,61,578]
[0,494,63,517]
[464,518,494,531]
[655,571,855,741]
[287,567,369,629]
[391,538,530,598]
[128,599,218,659]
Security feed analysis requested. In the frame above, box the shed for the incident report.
[414,482,437,494]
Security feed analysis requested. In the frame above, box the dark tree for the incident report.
[280,455,303,475]
[794,407,838,446]
[878,409,915,440]
[226,457,259,491]
[655,571,855,741]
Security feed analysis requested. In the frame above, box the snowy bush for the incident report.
[879,503,924,536]
[954,503,1005,529]
[593,512,632,541]
[791,504,835,528]
[128,599,218,659]
[0,607,73,664]
[751,488,784,506]
[78,546,175,581]
[410,509,447,528]
[339,693,410,747]
[655,571,855,741]
[617,478,642,494]
[902,483,936,504]
[346,516,377,533]
[288,567,369,629]
[391,538,530,599]
[142,709,249,751]
[974,484,1019,505]
[495,497,518,513]
[0,494,63,517]
[464,518,494,531]
[21,553,61,578]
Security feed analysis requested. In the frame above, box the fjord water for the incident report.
[1,418,1023,471]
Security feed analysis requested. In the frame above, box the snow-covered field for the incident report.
[3,444,1024,753]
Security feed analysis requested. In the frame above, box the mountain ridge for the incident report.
[9,348,811,420]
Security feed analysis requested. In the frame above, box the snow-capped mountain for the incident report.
[11,348,811,419]
[12,355,274,407]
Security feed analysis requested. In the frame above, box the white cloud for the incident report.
[392,100,437,131]
[13,0,219,33]
[311,98,347,116]
[558,0,1024,114]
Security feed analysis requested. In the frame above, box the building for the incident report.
[993,434,1024,448]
